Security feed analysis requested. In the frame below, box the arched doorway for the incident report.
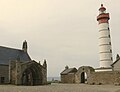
[81,72,87,83]
[75,66,95,84]
[21,63,43,86]
[22,68,34,85]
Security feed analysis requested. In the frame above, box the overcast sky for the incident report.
[0,0,120,77]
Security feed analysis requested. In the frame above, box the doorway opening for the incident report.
[22,68,35,86]
[81,72,87,83]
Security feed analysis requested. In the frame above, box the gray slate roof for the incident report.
[0,46,31,65]
[61,68,77,75]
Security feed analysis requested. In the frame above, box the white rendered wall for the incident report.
[98,23,113,68]
[99,53,112,60]
[99,30,110,38]
[95,68,112,72]
[99,45,111,52]
[100,61,112,68]
[98,23,109,30]
[99,37,111,45]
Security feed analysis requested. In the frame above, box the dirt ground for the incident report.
[0,83,120,92]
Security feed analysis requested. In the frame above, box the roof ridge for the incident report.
[0,46,22,51]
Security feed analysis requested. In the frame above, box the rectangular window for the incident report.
[110,49,112,53]
[109,42,111,45]
[111,57,113,61]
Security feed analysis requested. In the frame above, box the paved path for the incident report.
[0,84,120,92]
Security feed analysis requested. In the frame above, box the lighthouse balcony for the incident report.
[97,13,109,21]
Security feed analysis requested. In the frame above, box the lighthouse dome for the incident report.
[99,4,106,11]
[99,4,106,14]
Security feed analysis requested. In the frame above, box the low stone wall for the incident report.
[87,71,120,85]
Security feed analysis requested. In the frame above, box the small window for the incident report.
[110,49,112,53]
[1,77,5,83]
[108,27,110,30]
[108,35,110,38]
[109,42,111,45]
[111,57,113,61]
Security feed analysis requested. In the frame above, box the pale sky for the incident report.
[0,0,120,77]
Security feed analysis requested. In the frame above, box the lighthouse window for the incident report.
[111,57,113,60]
[109,42,111,45]
[110,49,112,53]
[108,35,110,38]
[108,27,110,30]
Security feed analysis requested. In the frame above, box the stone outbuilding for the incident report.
[75,66,94,83]
[60,61,120,85]
[61,66,77,83]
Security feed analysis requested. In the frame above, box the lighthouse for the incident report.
[97,4,113,69]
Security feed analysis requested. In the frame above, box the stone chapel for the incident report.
[0,41,47,85]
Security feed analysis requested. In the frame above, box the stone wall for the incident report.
[9,61,15,84]
[87,71,120,85]
[61,73,76,83]
[41,65,47,84]
[60,66,120,85]
[0,64,9,83]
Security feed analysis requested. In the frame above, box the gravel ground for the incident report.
[0,83,120,92]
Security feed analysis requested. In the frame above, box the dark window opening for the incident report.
[109,42,111,45]
[110,49,112,53]
[111,57,113,61]
[1,77,5,83]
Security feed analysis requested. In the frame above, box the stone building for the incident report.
[0,41,47,85]
[61,66,77,83]
[75,66,94,84]
[60,59,120,85]
[60,66,95,84]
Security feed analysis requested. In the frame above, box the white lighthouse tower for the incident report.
[97,4,113,70]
